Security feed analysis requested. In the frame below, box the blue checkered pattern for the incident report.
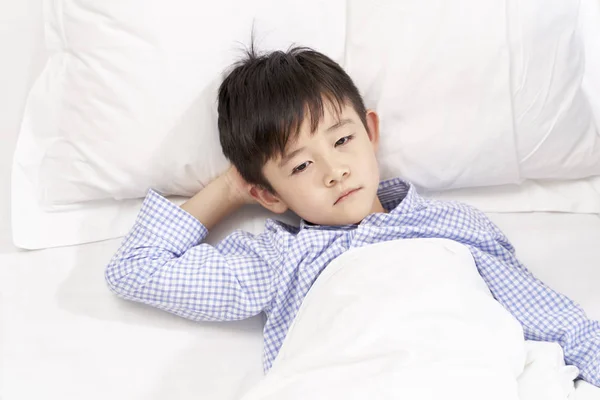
[105,177,600,384]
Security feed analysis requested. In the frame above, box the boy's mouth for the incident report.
[334,188,361,205]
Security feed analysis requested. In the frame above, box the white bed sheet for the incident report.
[1,209,600,400]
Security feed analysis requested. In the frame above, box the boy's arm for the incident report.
[105,168,282,322]
[473,216,600,386]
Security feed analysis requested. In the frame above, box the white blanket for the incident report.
[241,238,579,400]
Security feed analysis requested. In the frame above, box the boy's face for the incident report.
[250,101,385,226]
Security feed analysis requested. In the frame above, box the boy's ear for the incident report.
[365,109,380,152]
[249,185,288,214]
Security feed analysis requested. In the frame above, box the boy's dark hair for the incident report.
[217,42,368,194]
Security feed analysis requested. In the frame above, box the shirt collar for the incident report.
[299,177,423,231]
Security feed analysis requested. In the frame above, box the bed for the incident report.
[2,211,600,399]
[2,0,600,399]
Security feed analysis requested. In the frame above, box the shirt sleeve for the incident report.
[105,189,283,322]
[471,214,600,387]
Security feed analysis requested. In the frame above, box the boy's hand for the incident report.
[181,165,256,230]
[223,165,257,206]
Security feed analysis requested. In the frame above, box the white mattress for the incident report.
[2,210,600,400]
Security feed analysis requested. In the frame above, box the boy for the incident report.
[105,45,600,385]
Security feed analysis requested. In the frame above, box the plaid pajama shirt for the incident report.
[105,177,599,384]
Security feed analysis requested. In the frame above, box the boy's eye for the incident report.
[292,161,311,175]
[335,134,354,147]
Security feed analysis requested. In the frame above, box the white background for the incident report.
[0,0,47,254]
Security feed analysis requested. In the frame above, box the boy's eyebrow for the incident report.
[279,147,306,167]
[278,118,354,168]
[326,118,353,133]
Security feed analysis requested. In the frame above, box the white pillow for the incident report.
[11,0,345,249]
[507,0,600,180]
[12,0,600,249]
[25,0,347,207]
[580,0,600,131]
[346,0,600,189]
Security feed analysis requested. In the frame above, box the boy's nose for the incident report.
[324,164,350,187]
